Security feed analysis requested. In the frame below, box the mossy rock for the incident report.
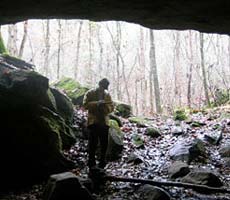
[128,116,152,127]
[0,69,56,111]
[173,109,187,121]
[0,106,76,188]
[0,34,7,54]
[106,119,124,161]
[53,77,89,106]
[145,126,161,138]
[132,133,144,148]
[109,113,123,127]
[114,101,132,118]
[50,87,74,124]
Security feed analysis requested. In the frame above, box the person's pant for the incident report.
[88,124,109,168]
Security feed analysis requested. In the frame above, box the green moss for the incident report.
[132,134,144,148]
[173,109,187,121]
[54,77,89,105]
[47,88,57,111]
[114,101,132,118]
[146,127,161,137]
[128,116,152,127]
[0,32,7,54]
[109,119,123,137]
[54,77,81,91]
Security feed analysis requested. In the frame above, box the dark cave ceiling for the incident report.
[1,0,230,35]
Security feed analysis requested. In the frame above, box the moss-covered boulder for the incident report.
[53,77,89,106]
[0,67,76,188]
[0,69,56,111]
[114,101,132,118]
[50,87,74,124]
[132,133,144,148]
[128,116,152,127]
[0,106,76,188]
[145,126,161,138]
[106,120,124,161]
[173,109,187,121]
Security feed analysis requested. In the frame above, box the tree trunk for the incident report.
[57,19,62,80]
[187,30,193,108]
[18,21,28,58]
[199,32,210,106]
[74,21,83,80]
[139,27,147,114]
[149,29,161,113]
[173,32,182,107]
[88,21,93,85]
[7,24,18,56]
[97,24,103,80]
[44,20,50,77]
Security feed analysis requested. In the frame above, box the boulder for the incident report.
[132,133,145,148]
[168,161,190,179]
[53,77,89,106]
[106,120,124,161]
[145,127,161,138]
[114,101,132,118]
[173,109,187,121]
[109,113,123,127]
[181,170,223,188]
[169,139,206,163]
[50,87,74,124]
[171,126,184,136]
[219,145,230,157]
[0,106,76,188]
[0,69,56,111]
[204,131,222,145]
[129,116,152,127]
[43,172,94,200]
[137,185,171,200]
[126,152,143,164]
[0,68,76,188]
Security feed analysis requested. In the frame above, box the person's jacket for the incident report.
[83,88,114,126]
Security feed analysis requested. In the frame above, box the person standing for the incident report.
[83,78,114,169]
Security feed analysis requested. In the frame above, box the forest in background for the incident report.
[0,19,229,115]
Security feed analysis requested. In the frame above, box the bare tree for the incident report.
[57,19,62,79]
[187,30,194,108]
[43,20,50,77]
[139,26,147,114]
[18,21,28,58]
[7,24,18,56]
[172,31,182,107]
[74,21,83,80]
[199,32,211,106]
[149,29,161,113]
[97,23,104,80]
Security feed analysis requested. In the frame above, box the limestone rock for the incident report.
[43,172,94,200]
[168,161,190,179]
[50,87,74,124]
[114,101,132,118]
[181,170,223,188]
[137,185,171,200]
[146,127,161,138]
[106,120,124,161]
[219,145,230,157]
[54,77,89,106]
[204,131,222,145]
[169,139,206,163]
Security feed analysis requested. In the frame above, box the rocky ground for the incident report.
[1,106,230,200]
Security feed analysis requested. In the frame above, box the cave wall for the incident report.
[1,0,230,34]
